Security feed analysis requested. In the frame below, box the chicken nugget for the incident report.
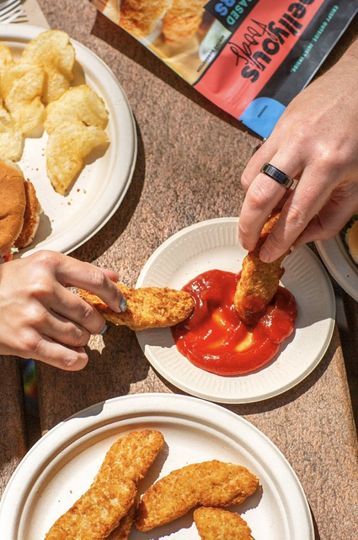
[163,0,206,43]
[46,430,164,540]
[194,507,254,540]
[120,0,172,37]
[135,460,259,531]
[234,213,286,326]
[79,283,194,331]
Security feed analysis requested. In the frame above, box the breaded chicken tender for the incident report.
[46,430,164,540]
[46,120,108,194]
[135,460,259,532]
[45,85,108,134]
[79,283,194,330]
[21,29,75,103]
[194,507,254,540]
[163,0,206,43]
[120,0,172,37]
[234,213,286,326]
[106,505,135,540]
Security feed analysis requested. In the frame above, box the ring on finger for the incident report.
[261,162,298,190]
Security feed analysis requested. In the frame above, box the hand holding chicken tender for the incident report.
[79,283,194,330]
[45,84,108,134]
[135,460,259,531]
[194,507,254,540]
[20,29,75,103]
[46,120,109,194]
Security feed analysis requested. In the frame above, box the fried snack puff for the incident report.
[194,507,254,540]
[21,29,75,103]
[0,63,45,137]
[0,101,24,161]
[46,120,108,194]
[45,84,108,134]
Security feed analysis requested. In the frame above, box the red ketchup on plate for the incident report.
[172,269,297,376]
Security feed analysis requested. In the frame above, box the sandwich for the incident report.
[0,160,41,262]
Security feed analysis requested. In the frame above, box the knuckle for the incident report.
[241,170,251,190]
[32,250,59,269]
[28,278,54,300]
[248,183,269,211]
[285,205,306,230]
[28,305,47,327]
[70,326,90,346]
[90,270,107,290]
[19,331,42,356]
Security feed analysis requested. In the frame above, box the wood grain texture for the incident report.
[12,2,358,538]
[0,358,26,497]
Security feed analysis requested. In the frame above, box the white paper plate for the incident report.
[316,236,358,302]
[136,218,335,404]
[0,394,314,539]
[0,24,137,255]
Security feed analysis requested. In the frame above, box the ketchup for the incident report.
[172,269,297,376]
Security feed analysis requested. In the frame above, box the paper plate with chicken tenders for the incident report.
[0,25,136,257]
[0,394,314,539]
[134,218,335,404]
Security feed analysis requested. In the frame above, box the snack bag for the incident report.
[91,1,357,137]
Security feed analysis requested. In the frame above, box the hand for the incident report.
[239,42,358,262]
[0,251,124,370]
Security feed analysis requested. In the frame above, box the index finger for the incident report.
[239,153,303,251]
[55,256,124,313]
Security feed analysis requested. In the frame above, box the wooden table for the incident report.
[0,2,357,538]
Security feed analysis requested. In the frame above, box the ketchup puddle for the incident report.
[172,269,297,376]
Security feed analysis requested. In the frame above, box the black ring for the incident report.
[261,163,296,190]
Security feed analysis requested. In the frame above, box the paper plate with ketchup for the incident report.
[136,218,335,404]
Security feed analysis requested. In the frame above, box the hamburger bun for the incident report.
[0,159,41,257]
[0,160,26,256]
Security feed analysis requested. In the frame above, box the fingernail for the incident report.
[119,297,127,312]
[259,248,271,263]
[100,324,108,335]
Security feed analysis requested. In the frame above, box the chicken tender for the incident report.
[21,29,75,103]
[79,283,194,331]
[106,505,135,540]
[234,213,286,326]
[135,460,259,531]
[120,0,172,37]
[46,430,164,540]
[163,0,206,43]
[194,507,254,540]
[45,85,108,134]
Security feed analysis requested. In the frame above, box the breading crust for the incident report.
[135,460,259,532]
[234,213,286,325]
[46,430,164,540]
[194,507,254,540]
[79,283,194,331]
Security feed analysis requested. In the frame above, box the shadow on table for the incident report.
[91,12,251,135]
[311,507,322,540]
[71,118,145,263]
[38,324,150,428]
